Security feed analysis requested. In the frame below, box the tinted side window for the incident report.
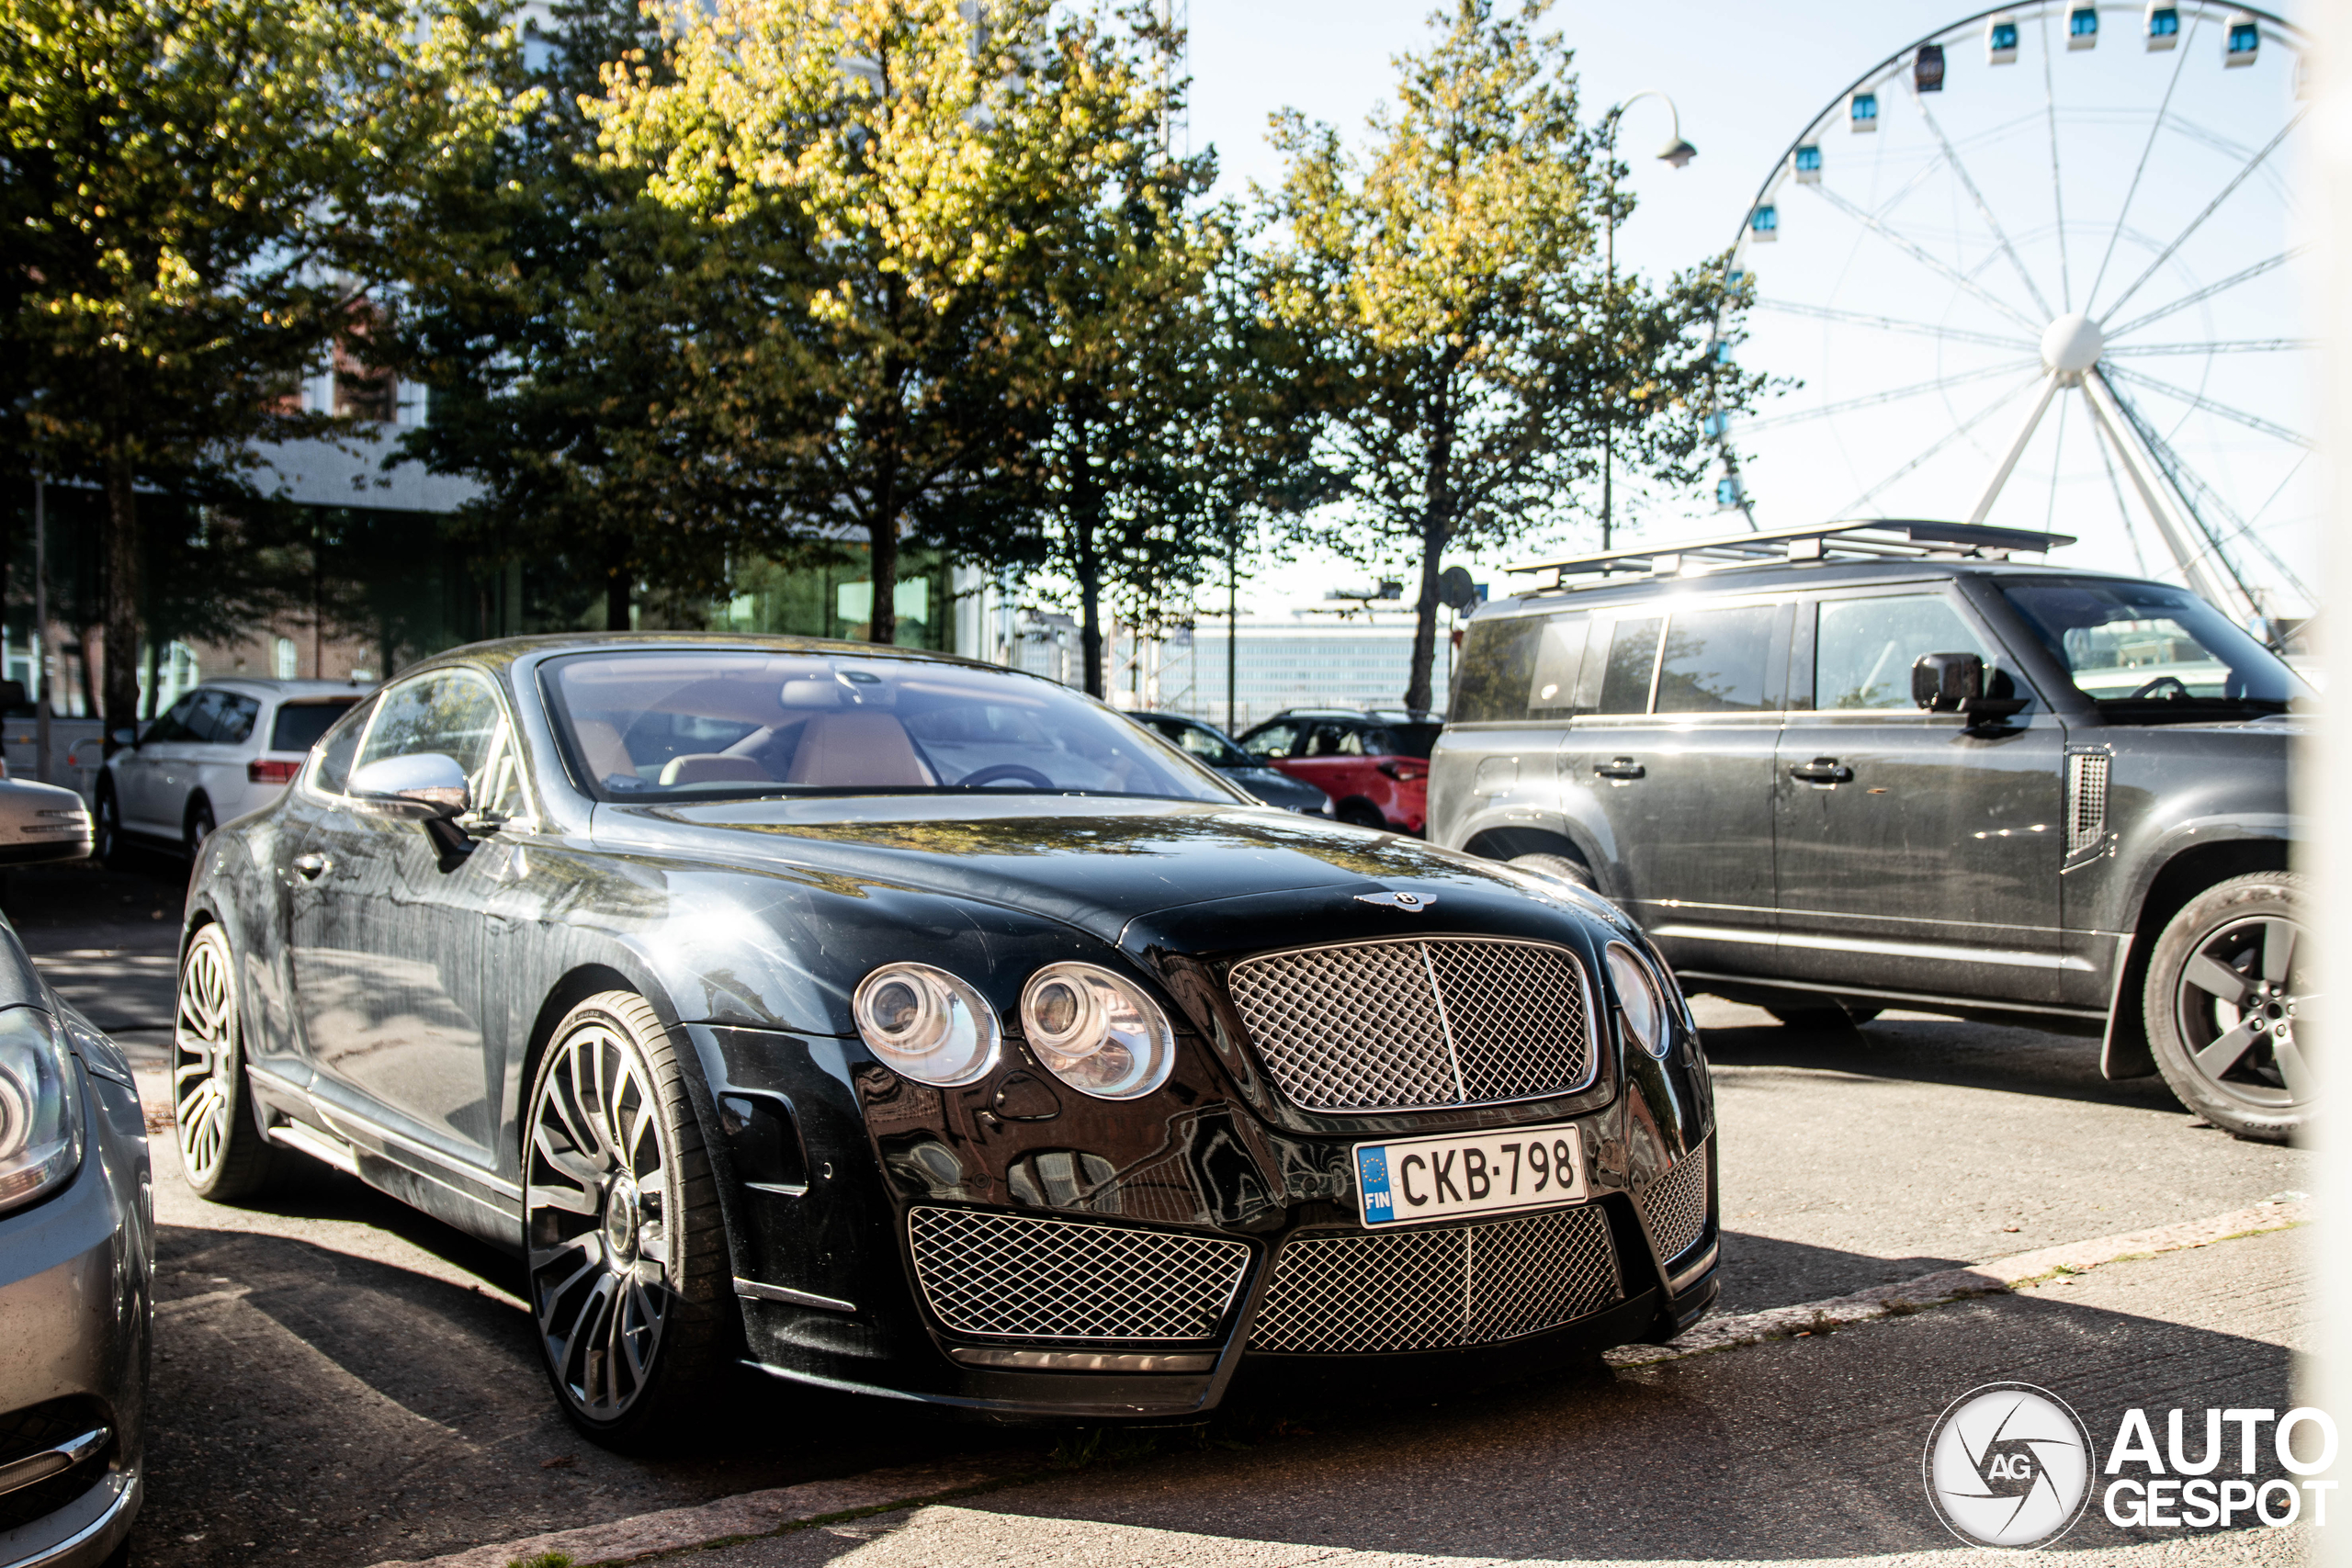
[1596,616,1664,715]
[144,693,203,744]
[215,694,260,745]
[1450,615,1544,723]
[359,671,506,790]
[1815,594,1990,710]
[1528,616,1590,718]
[1244,722,1300,760]
[1657,605,1778,714]
[271,699,359,753]
[311,697,377,795]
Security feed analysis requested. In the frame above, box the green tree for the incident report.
[1261,0,1747,712]
[384,0,814,631]
[0,0,506,738]
[596,0,1115,647]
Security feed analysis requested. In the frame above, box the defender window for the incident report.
[1448,613,1590,724]
[1997,578,2306,721]
[1812,594,1995,711]
[1655,604,1778,714]
[1595,617,1664,714]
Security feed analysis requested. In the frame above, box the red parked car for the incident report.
[1237,709,1442,833]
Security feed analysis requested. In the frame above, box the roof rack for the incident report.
[1505,519,2075,590]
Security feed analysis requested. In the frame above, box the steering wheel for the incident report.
[2127,674,2191,701]
[956,763,1056,790]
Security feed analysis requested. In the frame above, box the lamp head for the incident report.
[1657,139,1697,169]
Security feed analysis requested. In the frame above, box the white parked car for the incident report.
[96,680,368,862]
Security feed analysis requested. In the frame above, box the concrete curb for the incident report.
[360,1461,1023,1568]
[1602,1194,2308,1368]
[370,1197,2306,1568]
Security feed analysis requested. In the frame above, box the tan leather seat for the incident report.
[571,718,638,784]
[785,713,934,787]
[658,754,774,787]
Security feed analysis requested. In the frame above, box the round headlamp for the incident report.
[0,1007,80,1214]
[852,964,1001,1087]
[1605,943,1670,1060]
[1019,963,1176,1100]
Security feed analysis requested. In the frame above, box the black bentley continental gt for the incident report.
[174,635,1717,1444]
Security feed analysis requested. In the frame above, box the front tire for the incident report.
[1336,800,1387,829]
[2145,872,2309,1144]
[184,797,216,858]
[525,991,733,1450]
[1507,852,1596,892]
[95,785,128,870]
[174,923,278,1201]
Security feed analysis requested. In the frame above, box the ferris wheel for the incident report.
[1711,2,2312,626]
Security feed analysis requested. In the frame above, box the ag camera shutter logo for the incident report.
[1924,1382,2096,1548]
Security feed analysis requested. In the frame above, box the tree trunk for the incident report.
[141,638,162,720]
[868,513,899,647]
[101,447,143,749]
[1069,403,1106,698]
[605,561,631,632]
[1404,387,1455,716]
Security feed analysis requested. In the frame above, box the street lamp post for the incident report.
[1599,91,1696,553]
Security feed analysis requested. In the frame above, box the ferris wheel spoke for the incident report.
[2088,371,2267,617]
[1748,299,2034,353]
[1835,371,2048,517]
[2084,385,2154,578]
[1967,374,2061,524]
[1743,360,2041,434]
[2038,8,2072,310]
[2101,338,2310,356]
[2096,110,2307,325]
[2085,14,2202,309]
[2101,364,2310,448]
[1906,86,2052,319]
[2104,249,2306,341]
[1808,185,2042,333]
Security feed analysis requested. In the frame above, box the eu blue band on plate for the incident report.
[1357,1146,1396,1224]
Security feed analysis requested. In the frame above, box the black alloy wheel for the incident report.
[2145,872,2310,1144]
[184,797,216,859]
[525,991,731,1447]
[173,922,278,1200]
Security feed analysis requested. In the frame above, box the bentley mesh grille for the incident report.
[2066,751,2110,857]
[1638,1145,1711,1264]
[1252,1206,1622,1354]
[1227,938,1594,1111]
[908,1206,1251,1342]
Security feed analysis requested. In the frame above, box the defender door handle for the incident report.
[1593,758,1645,780]
[291,852,331,881]
[1788,759,1854,785]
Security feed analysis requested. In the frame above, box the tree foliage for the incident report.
[1260,0,1755,710]
[0,0,508,731]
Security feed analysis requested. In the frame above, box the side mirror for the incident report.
[1912,652,2030,723]
[107,727,140,750]
[348,752,470,819]
[1911,652,1983,713]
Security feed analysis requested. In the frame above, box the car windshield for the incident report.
[1148,717,1250,770]
[1996,579,2309,721]
[543,649,1243,804]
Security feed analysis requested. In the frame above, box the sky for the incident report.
[1177,0,2311,617]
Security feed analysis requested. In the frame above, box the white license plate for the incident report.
[1352,1122,1588,1227]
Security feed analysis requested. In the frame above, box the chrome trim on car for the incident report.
[1648,923,2100,972]
[7,1470,138,1568]
[945,1347,1215,1373]
[734,1278,856,1314]
[263,1121,356,1177]
[0,1427,106,1499]
[1666,1239,1721,1296]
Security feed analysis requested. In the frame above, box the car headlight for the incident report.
[1019,963,1177,1100]
[0,1008,81,1213]
[852,964,1001,1087]
[1605,943,1670,1060]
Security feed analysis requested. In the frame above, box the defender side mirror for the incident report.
[349,752,471,819]
[1912,653,2030,723]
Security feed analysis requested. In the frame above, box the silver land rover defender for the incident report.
[1430,520,2306,1142]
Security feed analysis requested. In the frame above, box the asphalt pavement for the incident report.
[0,856,2315,1567]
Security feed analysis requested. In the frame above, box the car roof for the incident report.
[195,678,372,701]
[1473,557,2165,621]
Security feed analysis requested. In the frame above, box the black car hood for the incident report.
[594,795,1527,945]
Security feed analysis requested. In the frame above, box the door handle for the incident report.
[1593,758,1646,781]
[1788,759,1855,785]
[291,852,330,881]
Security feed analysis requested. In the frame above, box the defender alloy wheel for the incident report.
[2145,872,2310,1145]
[525,991,730,1447]
[173,922,278,1200]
